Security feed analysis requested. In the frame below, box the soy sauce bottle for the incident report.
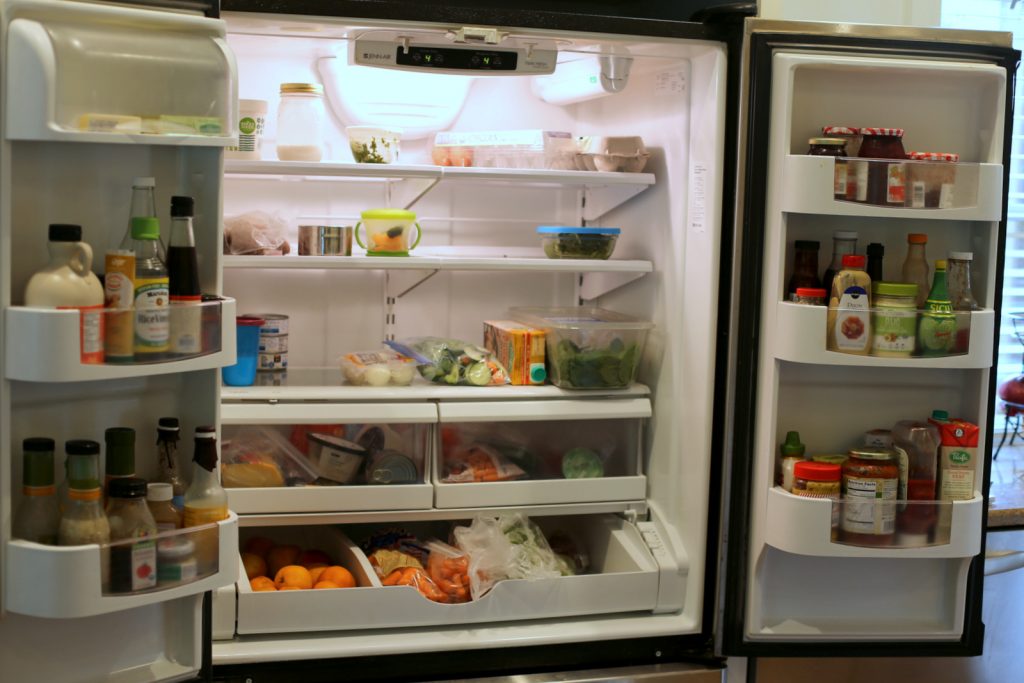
[167,196,202,356]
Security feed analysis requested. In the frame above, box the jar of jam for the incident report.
[857,127,906,206]
[840,446,899,547]
[824,126,861,200]
[906,152,958,209]
[807,137,848,199]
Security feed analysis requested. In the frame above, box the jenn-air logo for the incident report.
[362,52,391,61]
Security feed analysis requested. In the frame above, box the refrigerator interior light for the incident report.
[531,52,634,106]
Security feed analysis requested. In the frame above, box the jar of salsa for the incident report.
[807,137,848,199]
[857,127,906,206]
[840,447,899,547]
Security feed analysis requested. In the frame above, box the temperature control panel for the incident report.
[353,38,557,75]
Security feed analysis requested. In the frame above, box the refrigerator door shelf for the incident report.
[4,298,237,382]
[4,511,239,619]
[6,5,236,146]
[765,487,983,559]
[234,515,660,635]
[779,155,1003,220]
[774,302,995,369]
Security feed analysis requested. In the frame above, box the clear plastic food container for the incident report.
[537,226,620,260]
[509,307,653,390]
[431,130,576,169]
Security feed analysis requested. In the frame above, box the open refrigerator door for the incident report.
[210,7,729,680]
[721,18,1019,657]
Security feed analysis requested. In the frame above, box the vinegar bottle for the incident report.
[167,196,202,356]
[901,233,930,308]
[183,426,228,527]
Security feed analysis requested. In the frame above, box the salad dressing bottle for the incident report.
[827,254,872,355]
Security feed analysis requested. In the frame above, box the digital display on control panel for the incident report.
[395,46,518,71]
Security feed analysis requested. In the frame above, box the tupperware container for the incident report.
[537,226,620,260]
[346,126,401,164]
[354,209,422,256]
[509,307,653,390]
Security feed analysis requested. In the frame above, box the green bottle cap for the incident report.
[781,431,805,457]
[22,437,55,488]
[931,410,950,421]
[104,427,136,477]
[65,439,101,490]
[131,216,160,240]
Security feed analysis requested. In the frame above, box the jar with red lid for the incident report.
[857,127,907,206]
[793,287,827,306]
[906,152,958,208]
[793,461,842,533]
[824,126,861,200]
[806,137,848,199]
[840,447,899,547]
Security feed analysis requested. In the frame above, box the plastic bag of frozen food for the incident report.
[452,514,563,599]
[221,426,318,488]
[223,210,290,255]
[339,349,417,386]
[385,337,510,386]
[442,443,527,483]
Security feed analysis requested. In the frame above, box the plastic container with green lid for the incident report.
[508,306,653,389]
[871,281,919,358]
[355,209,422,256]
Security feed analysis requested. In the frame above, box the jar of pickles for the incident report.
[806,137,848,199]
[906,152,958,209]
[841,447,900,547]
[857,127,906,206]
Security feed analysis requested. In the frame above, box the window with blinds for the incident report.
[942,1,1023,425]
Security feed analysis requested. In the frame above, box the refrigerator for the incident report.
[0,1,1017,681]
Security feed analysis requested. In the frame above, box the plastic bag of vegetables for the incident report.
[385,338,510,386]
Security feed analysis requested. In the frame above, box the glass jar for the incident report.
[793,461,842,532]
[857,127,906,206]
[824,126,862,200]
[841,447,900,547]
[806,137,848,199]
[948,252,979,354]
[787,240,821,299]
[906,152,958,208]
[870,282,918,358]
[276,83,326,162]
[106,477,158,593]
[794,287,827,306]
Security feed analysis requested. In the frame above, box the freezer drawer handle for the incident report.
[985,549,1024,576]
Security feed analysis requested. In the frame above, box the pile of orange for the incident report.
[242,536,357,592]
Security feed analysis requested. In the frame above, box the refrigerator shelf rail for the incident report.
[773,302,995,369]
[3,298,238,382]
[780,155,1003,221]
[223,254,654,274]
[764,488,983,559]
[4,511,239,619]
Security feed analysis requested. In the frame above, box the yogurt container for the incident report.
[309,433,368,484]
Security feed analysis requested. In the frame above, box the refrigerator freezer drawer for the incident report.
[235,515,659,634]
[434,476,648,508]
[228,484,435,514]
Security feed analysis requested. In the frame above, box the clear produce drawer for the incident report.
[433,399,649,508]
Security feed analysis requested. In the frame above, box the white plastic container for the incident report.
[227,99,268,160]
[431,130,576,169]
[276,84,326,162]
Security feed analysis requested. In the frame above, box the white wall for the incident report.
[759,0,941,26]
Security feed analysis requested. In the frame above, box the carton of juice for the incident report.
[936,419,979,529]
[483,320,546,386]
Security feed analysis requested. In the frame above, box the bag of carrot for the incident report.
[425,540,472,604]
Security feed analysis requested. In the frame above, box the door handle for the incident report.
[985,549,1024,576]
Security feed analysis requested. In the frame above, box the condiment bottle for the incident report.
[131,216,170,359]
[13,437,60,545]
[104,427,136,497]
[276,83,326,162]
[901,233,930,308]
[778,430,806,491]
[841,447,899,547]
[892,420,941,547]
[918,260,956,357]
[948,252,980,354]
[866,242,884,283]
[168,196,202,356]
[827,254,872,355]
[106,477,158,593]
[147,482,183,532]
[155,417,187,510]
[25,224,105,364]
[787,240,821,300]
[58,440,110,546]
[822,231,858,297]
[105,178,156,363]
[184,426,229,527]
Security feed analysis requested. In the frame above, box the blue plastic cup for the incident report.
[222,316,264,386]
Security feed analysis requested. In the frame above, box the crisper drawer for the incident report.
[221,402,435,513]
[235,514,659,634]
[433,399,650,508]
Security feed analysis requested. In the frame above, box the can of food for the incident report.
[309,433,368,484]
[298,225,353,256]
[366,449,419,485]
[256,370,287,386]
[258,334,289,353]
[244,313,288,336]
[258,352,288,371]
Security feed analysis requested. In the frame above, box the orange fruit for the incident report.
[299,549,332,567]
[314,580,340,589]
[319,565,356,588]
[243,537,275,559]
[266,545,301,577]
[308,565,328,584]
[241,552,268,580]
[250,576,276,592]
[274,564,313,590]
[277,585,302,591]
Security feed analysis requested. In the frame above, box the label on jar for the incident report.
[59,304,105,364]
[843,476,897,535]
[835,286,870,352]
[854,161,869,202]
[939,183,954,209]
[872,306,916,356]
[110,539,157,592]
[910,181,926,209]
[134,277,170,354]
[886,163,906,204]
[834,159,848,196]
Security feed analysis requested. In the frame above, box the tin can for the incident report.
[366,449,419,485]
[258,351,288,371]
[298,225,353,256]
[258,334,289,353]
[244,313,289,336]
[256,370,287,386]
